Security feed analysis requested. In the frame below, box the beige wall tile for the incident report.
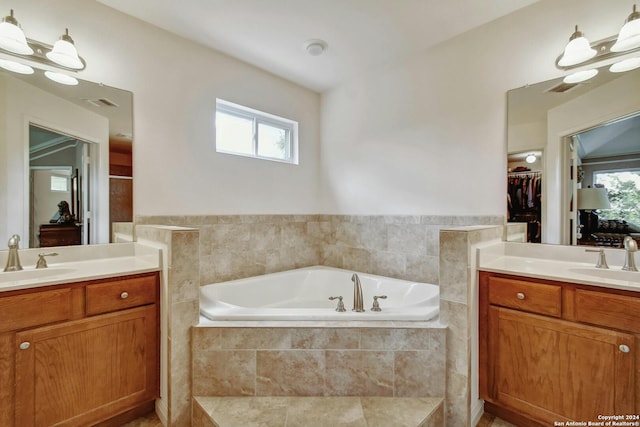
[325,351,394,396]
[192,350,256,396]
[256,350,326,396]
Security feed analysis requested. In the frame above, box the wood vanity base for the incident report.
[479,271,638,427]
[0,272,160,427]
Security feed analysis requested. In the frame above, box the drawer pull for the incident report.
[516,292,526,300]
[120,292,129,299]
[19,342,30,350]
[619,344,630,353]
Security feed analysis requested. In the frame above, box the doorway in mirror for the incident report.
[507,151,542,243]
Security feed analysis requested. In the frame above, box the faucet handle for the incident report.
[371,295,387,312]
[36,252,58,269]
[329,296,346,312]
[585,248,609,269]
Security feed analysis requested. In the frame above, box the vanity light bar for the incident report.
[0,37,86,71]
[555,33,640,71]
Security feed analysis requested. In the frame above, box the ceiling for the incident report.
[97,0,539,93]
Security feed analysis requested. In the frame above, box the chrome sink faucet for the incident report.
[351,273,364,312]
[622,236,638,272]
[4,234,23,272]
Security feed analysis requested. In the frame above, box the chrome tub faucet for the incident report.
[4,234,23,272]
[622,236,638,272]
[352,273,364,312]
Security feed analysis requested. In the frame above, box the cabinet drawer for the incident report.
[0,288,72,333]
[575,289,640,333]
[86,274,157,315]
[488,276,561,317]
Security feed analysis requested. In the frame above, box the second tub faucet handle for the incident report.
[371,295,387,312]
[329,296,346,312]
[585,248,609,269]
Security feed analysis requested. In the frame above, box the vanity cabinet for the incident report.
[479,272,638,427]
[0,272,159,427]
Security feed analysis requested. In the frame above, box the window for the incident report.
[594,169,640,224]
[50,174,69,192]
[215,99,298,164]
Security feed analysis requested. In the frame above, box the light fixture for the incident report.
[563,68,598,84]
[46,28,83,69]
[0,9,33,55]
[0,10,86,85]
[611,4,640,52]
[44,71,78,86]
[558,25,597,66]
[610,56,640,72]
[0,58,33,74]
[304,39,327,56]
[525,154,537,164]
[554,5,640,79]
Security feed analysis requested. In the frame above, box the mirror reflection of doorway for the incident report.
[29,125,91,248]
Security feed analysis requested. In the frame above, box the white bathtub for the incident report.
[199,266,439,321]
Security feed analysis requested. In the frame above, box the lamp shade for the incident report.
[558,26,596,66]
[0,10,33,55]
[611,4,640,52]
[577,187,611,210]
[45,29,83,69]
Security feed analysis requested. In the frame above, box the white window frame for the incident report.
[215,98,298,164]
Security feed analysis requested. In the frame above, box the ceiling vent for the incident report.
[545,82,579,93]
[83,97,119,107]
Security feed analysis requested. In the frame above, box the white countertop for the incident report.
[0,243,161,293]
[478,242,640,292]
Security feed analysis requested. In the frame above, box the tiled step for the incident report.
[193,396,444,427]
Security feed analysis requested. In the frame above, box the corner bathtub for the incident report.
[199,266,439,321]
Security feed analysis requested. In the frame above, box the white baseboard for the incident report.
[471,399,484,426]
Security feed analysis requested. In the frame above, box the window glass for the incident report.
[594,170,640,224]
[215,99,298,164]
[50,175,69,192]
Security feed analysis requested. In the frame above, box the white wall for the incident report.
[2,0,321,218]
[320,0,635,215]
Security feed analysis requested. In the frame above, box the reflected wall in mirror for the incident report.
[507,65,640,245]
[0,68,133,248]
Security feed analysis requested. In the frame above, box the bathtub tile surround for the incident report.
[136,225,201,427]
[439,225,504,427]
[192,396,444,427]
[135,214,503,285]
[192,324,446,398]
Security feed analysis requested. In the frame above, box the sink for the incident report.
[0,267,76,284]
[569,267,640,283]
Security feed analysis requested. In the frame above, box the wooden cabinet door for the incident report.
[14,305,157,427]
[489,306,635,424]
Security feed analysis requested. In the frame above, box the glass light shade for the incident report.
[0,58,33,74]
[611,6,640,52]
[558,33,596,66]
[610,56,640,72]
[525,154,536,164]
[563,68,598,84]
[0,19,33,55]
[46,38,83,69]
[44,71,78,86]
[577,187,611,210]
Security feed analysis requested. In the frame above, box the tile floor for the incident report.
[122,409,516,426]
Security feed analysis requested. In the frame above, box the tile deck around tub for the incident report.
[192,396,444,427]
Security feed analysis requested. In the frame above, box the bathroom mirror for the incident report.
[507,65,640,245]
[0,68,133,248]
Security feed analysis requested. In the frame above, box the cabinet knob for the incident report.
[516,292,525,300]
[120,291,129,299]
[619,344,630,353]
[19,342,30,350]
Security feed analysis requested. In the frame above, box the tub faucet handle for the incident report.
[329,296,346,312]
[371,295,387,312]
